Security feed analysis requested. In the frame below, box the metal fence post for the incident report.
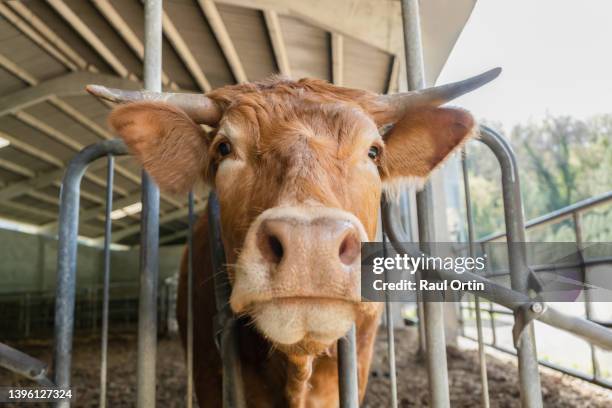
[337,325,360,408]
[207,193,247,408]
[401,1,451,406]
[572,212,600,381]
[136,1,162,407]
[99,155,115,408]
[478,126,543,408]
[462,148,490,408]
[186,191,195,408]
[53,139,128,408]
[381,228,398,408]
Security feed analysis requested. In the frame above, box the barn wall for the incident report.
[0,228,183,294]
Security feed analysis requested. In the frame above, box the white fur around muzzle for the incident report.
[253,300,355,346]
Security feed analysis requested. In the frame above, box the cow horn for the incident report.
[85,85,222,125]
[379,67,501,122]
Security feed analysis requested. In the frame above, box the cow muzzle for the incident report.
[230,206,371,350]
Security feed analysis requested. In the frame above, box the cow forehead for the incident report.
[219,98,380,149]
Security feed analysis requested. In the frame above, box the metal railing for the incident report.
[459,191,612,389]
[382,126,612,408]
[0,281,179,341]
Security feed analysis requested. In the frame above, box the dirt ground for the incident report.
[1,328,610,407]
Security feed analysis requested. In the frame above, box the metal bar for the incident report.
[478,126,543,408]
[416,271,427,356]
[53,139,128,408]
[489,301,497,346]
[207,192,247,408]
[462,306,513,316]
[462,336,612,390]
[136,1,162,407]
[381,197,612,352]
[479,191,612,243]
[0,342,54,387]
[337,325,360,408]
[401,1,451,406]
[462,147,490,408]
[186,191,195,408]
[99,155,115,408]
[381,228,398,408]
[573,212,601,381]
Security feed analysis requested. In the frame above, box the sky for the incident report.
[437,0,612,130]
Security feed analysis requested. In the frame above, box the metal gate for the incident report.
[1,1,611,408]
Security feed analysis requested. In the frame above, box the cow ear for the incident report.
[109,102,209,195]
[380,107,476,190]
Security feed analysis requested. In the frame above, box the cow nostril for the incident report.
[257,222,285,265]
[339,232,360,265]
[268,235,284,263]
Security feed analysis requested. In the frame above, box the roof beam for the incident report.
[0,152,135,204]
[159,229,188,245]
[386,55,400,94]
[0,158,35,178]
[0,3,78,71]
[331,33,343,86]
[0,129,63,167]
[0,67,184,211]
[0,159,77,212]
[0,71,139,117]
[38,190,142,232]
[5,1,92,71]
[0,168,67,201]
[28,190,59,206]
[12,111,130,196]
[48,96,184,208]
[0,53,39,85]
[197,0,248,83]
[46,0,136,79]
[104,202,207,243]
[0,57,184,212]
[0,199,58,220]
[0,56,154,203]
[161,10,212,92]
[91,0,178,89]
[263,10,291,77]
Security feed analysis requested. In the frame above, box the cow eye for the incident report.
[368,146,379,160]
[218,141,232,157]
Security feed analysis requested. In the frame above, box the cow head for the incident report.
[88,68,499,354]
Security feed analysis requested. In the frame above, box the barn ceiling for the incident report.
[0,0,398,246]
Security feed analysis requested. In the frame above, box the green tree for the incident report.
[465,114,612,240]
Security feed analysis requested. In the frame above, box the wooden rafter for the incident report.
[0,57,185,209]
[46,0,136,80]
[91,0,178,89]
[0,54,38,86]
[103,201,207,243]
[331,33,343,86]
[161,10,212,92]
[197,0,248,83]
[386,55,399,94]
[0,2,78,71]
[263,10,291,77]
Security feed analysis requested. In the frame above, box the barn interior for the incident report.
[1,1,610,407]
[0,0,471,334]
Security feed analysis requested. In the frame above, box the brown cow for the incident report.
[88,68,499,407]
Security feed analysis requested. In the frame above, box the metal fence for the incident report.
[0,280,179,341]
[0,1,611,408]
[459,191,612,389]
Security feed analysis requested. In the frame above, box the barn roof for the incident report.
[0,0,475,246]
